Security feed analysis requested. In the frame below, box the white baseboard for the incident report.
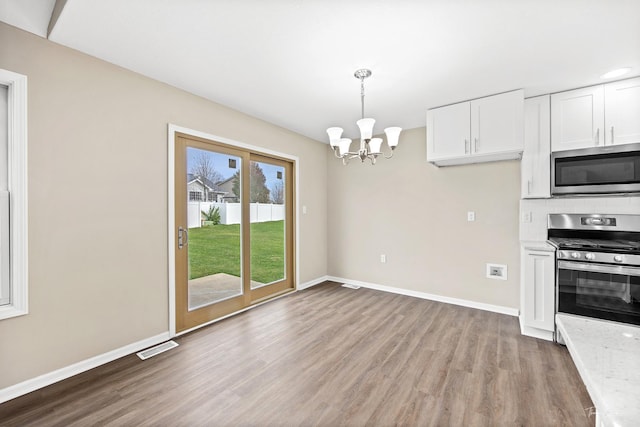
[327,276,520,317]
[297,275,329,290]
[0,332,170,404]
[518,315,555,341]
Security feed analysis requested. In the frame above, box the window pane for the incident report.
[186,147,243,310]
[250,161,286,289]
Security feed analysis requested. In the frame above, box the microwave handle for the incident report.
[558,260,640,277]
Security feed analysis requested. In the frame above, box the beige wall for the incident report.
[0,22,328,389]
[327,127,521,309]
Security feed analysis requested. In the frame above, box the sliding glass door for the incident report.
[174,133,294,333]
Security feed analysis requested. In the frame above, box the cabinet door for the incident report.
[523,249,555,332]
[605,77,640,146]
[522,96,550,198]
[426,102,470,161]
[551,85,604,151]
[470,89,524,155]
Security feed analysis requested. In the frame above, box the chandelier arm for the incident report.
[383,149,395,160]
[334,149,363,160]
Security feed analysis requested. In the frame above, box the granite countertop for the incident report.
[556,314,640,427]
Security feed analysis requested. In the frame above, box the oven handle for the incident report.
[558,260,640,277]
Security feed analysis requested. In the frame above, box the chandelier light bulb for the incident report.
[368,138,383,154]
[338,138,352,156]
[384,127,402,148]
[357,118,376,140]
[327,127,343,148]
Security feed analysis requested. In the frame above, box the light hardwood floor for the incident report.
[0,282,593,426]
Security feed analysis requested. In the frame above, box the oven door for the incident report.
[557,260,640,326]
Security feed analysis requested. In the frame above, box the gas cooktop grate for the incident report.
[550,237,640,251]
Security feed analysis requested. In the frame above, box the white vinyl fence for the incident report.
[188,202,285,228]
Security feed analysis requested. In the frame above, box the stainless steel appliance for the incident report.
[548,214,640,327]
[551,142,640,196]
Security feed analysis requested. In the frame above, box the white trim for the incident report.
[167,124,301,338]
[0,332,170,404]
[327,276,520,317]
[0,69,28,320]
[519,315,554,341]
[168,127,176,336]
[297,275,328,290]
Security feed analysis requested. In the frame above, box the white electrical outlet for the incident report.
[380,254,386,263]
[522,211,532,223]
[302,205,307,215]
[467,211,475,222]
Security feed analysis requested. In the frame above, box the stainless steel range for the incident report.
[548,214,640,327]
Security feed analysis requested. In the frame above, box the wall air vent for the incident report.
[136,340,179,360]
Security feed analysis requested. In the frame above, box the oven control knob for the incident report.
[571,252,580,259]
[614,255,624,263]
[585,253,595,260]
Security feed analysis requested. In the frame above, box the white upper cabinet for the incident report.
[521,95,551,199]
[471,90,524,156]
[426,102,470,161]
[605,77,640,146]
[551,77,640,152]
[427,89,524,166]
[551,85,605,151]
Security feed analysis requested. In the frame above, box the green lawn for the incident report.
[188,220,285,284]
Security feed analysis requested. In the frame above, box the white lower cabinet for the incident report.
[521,244,555,340]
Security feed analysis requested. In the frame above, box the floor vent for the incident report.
[341,283,361,290]
[136,340,179,360]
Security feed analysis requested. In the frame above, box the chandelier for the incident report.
[327,69,402,165]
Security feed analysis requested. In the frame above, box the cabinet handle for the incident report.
[594,128,600,145]
[464,139,469,154]
[527,180,532,195]
[474,137,478,152]
[611,126,614,144]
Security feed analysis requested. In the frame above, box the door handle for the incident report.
[178,227,188,250]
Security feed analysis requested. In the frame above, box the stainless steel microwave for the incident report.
[551,143,640,196]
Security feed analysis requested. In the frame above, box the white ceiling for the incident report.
[2,0,640,142]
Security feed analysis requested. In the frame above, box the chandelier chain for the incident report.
[360,78,365,120]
